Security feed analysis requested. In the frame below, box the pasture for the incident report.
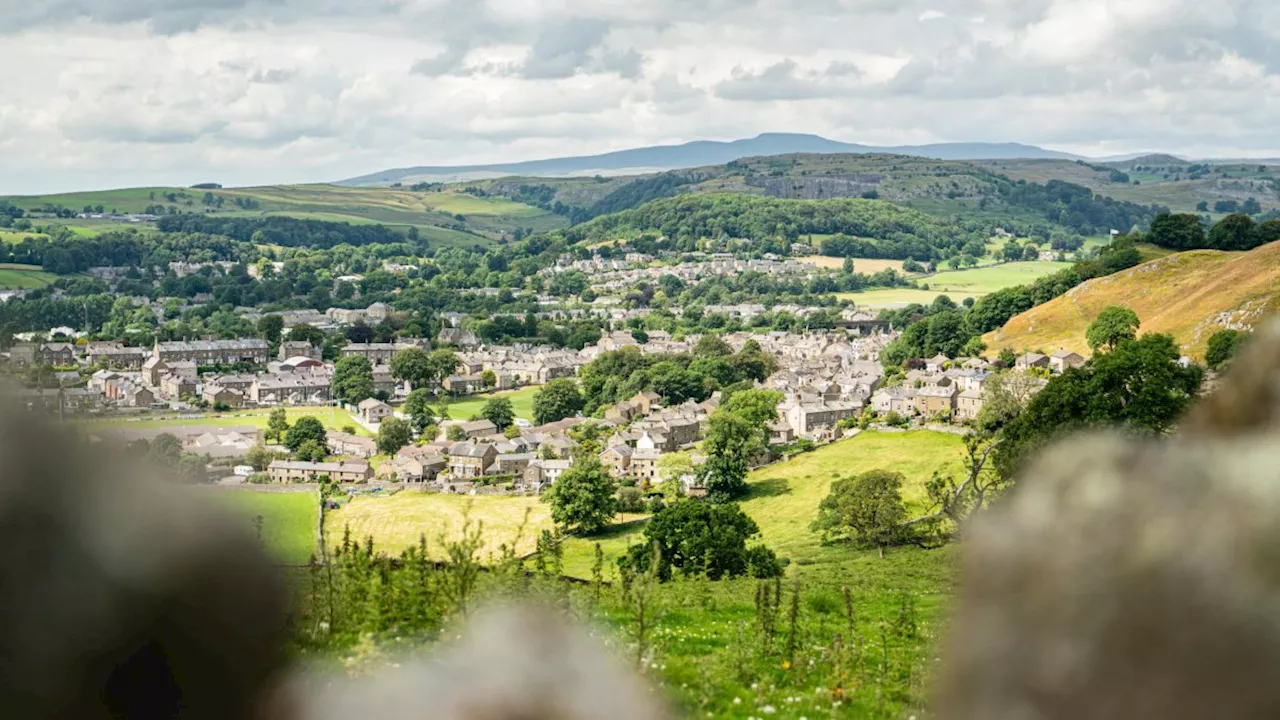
[923,261,1074,294]
[839,287,986,309]
[211,489,318,564]
[0,264,59,289]
[800,255,907,274]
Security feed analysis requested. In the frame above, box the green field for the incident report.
[839,287,987,309]
[1,183,568,247]
[212,490,318,564]
[442,386,540,423]
[559,430,967,577]
[84,406,371,436]
[0,264,59,289]
[923,261,1073,293]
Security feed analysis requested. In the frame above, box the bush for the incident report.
[617,486,646,513]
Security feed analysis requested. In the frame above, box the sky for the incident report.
[2,0,1279,194]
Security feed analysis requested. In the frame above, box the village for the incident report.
[8,293,1092,496]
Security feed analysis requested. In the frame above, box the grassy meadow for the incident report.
[839,287,986,309]
[799,255,907,274]
[840,261,1073,309]
[0,264,59,289]
[441,386,540,423]
[212,490,318,564]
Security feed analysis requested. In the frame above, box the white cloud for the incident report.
[0,0,1278,193]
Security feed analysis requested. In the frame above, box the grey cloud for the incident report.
[714,59,863,101]
[518,18,610,79]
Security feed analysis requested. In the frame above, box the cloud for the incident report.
[2,0,1280,193]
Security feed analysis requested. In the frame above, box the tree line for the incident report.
[155,215,412,249]
[1145,212,1280,252]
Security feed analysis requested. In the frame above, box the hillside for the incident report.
[0,184,565,246]
[972,158,1280,214]
[338,133,1079,186]
[983,242,1280,358]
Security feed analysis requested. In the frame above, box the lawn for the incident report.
[212,490,318,564]
[0,264,59,289]
[84,406,372,436]
[442,386,540,423]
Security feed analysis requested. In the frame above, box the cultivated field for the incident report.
[839,287,986,309]
[924,261,1074,294]
[799,255,907,273]
[984,243,1280,359]
[84,406,371,436]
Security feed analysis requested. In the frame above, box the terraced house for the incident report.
[152,338,270,365]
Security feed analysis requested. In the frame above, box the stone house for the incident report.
[1050,350,1087,373]
[358,398,394,424]
[386,449,447,483]
[458,419,498,440]
[915,385,958,416]
[86,344,149,370]
[159,373,196,401]
[201,385,244,409]
[632,391,662,415]
[153,339,269,365]
[267,460,372,484]
[600,444,633,477]
[251,373,332,405]
[631,449,662,484]
[782,400,860,437]
[956,388,985,421]
[278,340,321,362]
[523,459,570,487]
[1016,353,1050,371]
[443,374,486,395]
[494,453,535,475]
[448,442,497,478]
[871,387,916,416]
[327,432,377,459]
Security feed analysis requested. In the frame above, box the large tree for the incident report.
[625,500,782,581]
[426,349,461,385]
[402,388,438,430]
[266,408,289,443]
[1086,305,1141,354]
[332,355,375,405]
[285,416,328,453]
[698,409,756,502]
[811,469,908,557]
[376,417,412,456]
[721,388,783,452]
[390,346,433,389]
[1147,213,1206,250]
[480,397,515,430]
[257,314,284,346]
[533,378,584,425]
[542,453,617,536]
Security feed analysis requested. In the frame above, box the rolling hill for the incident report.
[983,241,1280,359]
[0,184,565,246]
[339,133,1080,186]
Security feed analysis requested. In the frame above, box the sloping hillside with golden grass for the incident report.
[983,241,1280,359]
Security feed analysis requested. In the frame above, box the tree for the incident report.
[245,444,281,472]
[994,333,1202,480]
[1208,213,1257,251]
[177,454,208,484]
[625,501,782,581]
[285,416,327,453]
[693,334,733,358]
[149,433,182,467]
[481,369,497,389]
[376,417,413,456]
[295,440,328,463]
[333,355,375,404]
[287,323,325,348]
[1147,213,1206,250]
[1086,305,1140,353]
[266,408,289,442]
[543,453,617,536]
[698,410,756,501]
[403,388,437,430]
[345,321,374,344]
[533,378,584,425]
[977,370,1042,431]
[481,397,515,430]
[257,314,284,345]
[426,349,461,385]
[811,469,908,557]
[721,388,783,451]
[446,425,468,442]
[1205,328,1247,371]
[390,347,433,388]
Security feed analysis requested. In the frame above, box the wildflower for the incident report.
[780,660,791,670]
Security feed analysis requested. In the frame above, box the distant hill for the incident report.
[338,133,1081,186]
[983,242,1280,359]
